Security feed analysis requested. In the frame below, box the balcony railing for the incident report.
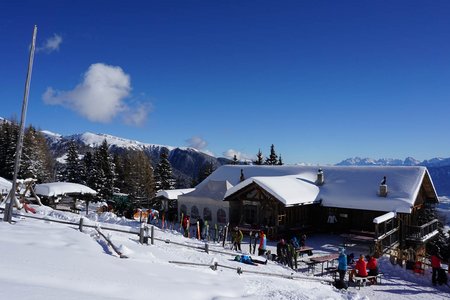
[405,219,439,242]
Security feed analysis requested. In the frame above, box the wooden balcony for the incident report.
[405,219,439,242]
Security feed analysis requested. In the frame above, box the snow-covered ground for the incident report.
[0,204,449,300]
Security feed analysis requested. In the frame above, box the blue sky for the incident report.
[1,0,450,165]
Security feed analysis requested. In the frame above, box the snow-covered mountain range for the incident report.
[41,129,450,195]
[337,156,450,196]
[336,156,450,168]
[42,131,231,188]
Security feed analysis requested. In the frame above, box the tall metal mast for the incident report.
[3,25,38,222]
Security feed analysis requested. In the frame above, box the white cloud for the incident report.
[223,149,254,161]
[186,136,208,150]
[37,34,62,53]
[43,63,140,123]
[123,103,152,126]
[186,136,215,156]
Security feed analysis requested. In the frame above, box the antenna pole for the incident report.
[3,25,38,222]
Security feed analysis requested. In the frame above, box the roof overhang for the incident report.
[225,176,320,207]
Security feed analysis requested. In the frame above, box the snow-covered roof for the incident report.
[373,212,396,224]
[226,176,320,206]
[35,182,97,197]
[155,188,195,200]
[206,165,438,214]
[0,177,12,194]
[183,180,233,201]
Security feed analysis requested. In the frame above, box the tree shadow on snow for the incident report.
[96,238,113,256]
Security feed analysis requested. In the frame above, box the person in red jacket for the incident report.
[349,254,368,281]
[367,256,379,276]
[431,252,442,286]
[355,255,368,277]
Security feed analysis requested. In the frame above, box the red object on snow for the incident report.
[23,203,36,214]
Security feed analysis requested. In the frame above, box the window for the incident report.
[203,207,212,221]
[243,205,257,225]
[217,209,227,224]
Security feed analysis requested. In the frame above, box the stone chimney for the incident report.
[379,176,387,197]
[316,168,324,186]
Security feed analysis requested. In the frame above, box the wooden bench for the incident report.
[352,273,383,289]
[303,260,317,273]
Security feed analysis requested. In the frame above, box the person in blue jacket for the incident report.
[337,247,348,283]
[234,255,267,266]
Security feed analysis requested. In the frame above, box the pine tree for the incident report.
[0,120,19,179]
[64,140,82,183]
[82,151,95,188]
[132,151,154,199]
[19,126,53,182]
[278,154,284,165]
[93,140,115,200]
[34,129,53,182]
[113,153,126,193]
[154,148,175,191]
[254,149,264,165]
[264,144,278,165]
[124,150,155,208]
[198,161,215,183]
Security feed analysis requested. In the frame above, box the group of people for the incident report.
[337,247,379,287]
[272,234,310,270]
[232,227,268,256]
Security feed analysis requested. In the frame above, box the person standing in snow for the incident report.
[232,226,243,251]
[276,239,289,265]
[258,230,267,256]
[431,251,442,286]
[337,247,348,285]
[287,240,297,269]
[327,212,338,234]
[249,231,254,253]
[253,231,258,255]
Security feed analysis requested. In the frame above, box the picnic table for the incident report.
[309,253,339,275]
[340,233,374,243]
[296,246,313,256]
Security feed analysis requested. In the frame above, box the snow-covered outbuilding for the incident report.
[194,165,439,255]
[35,182,97,213]
[154,188,194,221]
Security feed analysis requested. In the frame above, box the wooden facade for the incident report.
[225,171,439,254]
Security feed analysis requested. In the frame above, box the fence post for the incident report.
[139,223,145,244]
[205,243,209,254]
[151,225,154,245]
[79,217,84,232]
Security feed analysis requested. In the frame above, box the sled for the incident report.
[23,203,36,214]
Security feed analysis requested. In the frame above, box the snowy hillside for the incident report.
[1,205,449,300]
